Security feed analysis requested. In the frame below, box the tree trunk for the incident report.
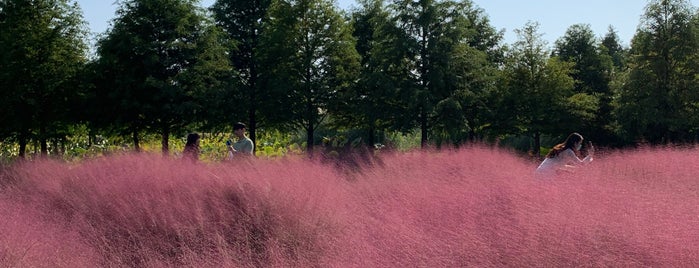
[367,123,375,148]
[533,132,541,160]
[40,123,48,157]
[18,133,27,159]
[249,55,258,154]
[306,124,314,158]
[52,138,59,155]
[420,107,428,148]
[133,129,140,152]
[249,95,257,154]
[161,125,170,155]
[305,91,315,157]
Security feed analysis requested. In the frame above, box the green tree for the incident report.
[553,24,612,145]
[94,0,231,153]
[332,0,395,148]
[0,0,88,158]
[377,0,501,147]
[615,0,699,143]
[499,21,577,158]
[554,24,610,96]
[601,26,628,71]
[259,0,360,155]
[211,0,272,151]
[600,26,629,145]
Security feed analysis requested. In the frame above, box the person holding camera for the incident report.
[535,132,594,178]
[227,122,254,159]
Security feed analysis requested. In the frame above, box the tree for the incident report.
[0,0,88,158]
[614,0,699,143]
[553,24,613,145]
[600,26,629,146]
[377,0,502,147]
[211,0,272,151]
[94,0,231,153]
[331,0,395,148]
[499,21,577,158]
[554,24,610,96]
[601,26,628,72]
[259,0,360,155]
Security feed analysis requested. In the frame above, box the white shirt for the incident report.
[535,148,592,177]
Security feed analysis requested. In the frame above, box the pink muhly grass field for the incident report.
[0,146,697,267]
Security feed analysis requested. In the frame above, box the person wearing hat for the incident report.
[227,122,254,159]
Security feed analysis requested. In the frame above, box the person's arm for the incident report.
[227,140,236,152]
[562,148,592,165]
[581,142,594,163]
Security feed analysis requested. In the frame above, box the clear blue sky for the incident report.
[79,0,699,48]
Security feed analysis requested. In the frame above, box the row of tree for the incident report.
[1,0,699,159]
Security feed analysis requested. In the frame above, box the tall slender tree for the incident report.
[0,0,88,158]
[378,0,501,147]
[615,0,699,143]
[601,27,630,146]
[601,26,628,72]
[553,24,613,144]
[332,0,395,148]
[211,0,272,151]
[500,21,577,158]
[259,0,360,155]
[94,0,231,153]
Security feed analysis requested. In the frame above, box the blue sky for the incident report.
[79,0,699,48]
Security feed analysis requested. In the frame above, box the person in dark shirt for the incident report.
[183,133,200,162]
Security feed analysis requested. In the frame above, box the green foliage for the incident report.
[255,130,302,158]
[367,0,502,147]
[384,130,422,151]
[615,0,699,143]
[6,0,699,162]
[93,0,232,153]
[600,26,628,72]
[566,93,600,122]
[553,23,616,144]
[499,21,577,157]
[259,0,361,153]
[210,0,272,144]
[0,128,304,162]
[332,0,392,147]
[0,0,89,157]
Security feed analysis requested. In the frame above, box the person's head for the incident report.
[546,132,584,158]
[186,133,200,147]
[562,132,584,151]
[233,122,246,138]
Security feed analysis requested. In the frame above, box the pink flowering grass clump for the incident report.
[0,155,349,267]
[0,200,98,267]
[0,145,698,267]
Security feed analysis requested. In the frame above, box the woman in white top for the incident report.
[536,132,594,178]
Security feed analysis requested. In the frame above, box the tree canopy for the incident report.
[93,0,231,153]
[0,0,88,157]
[4,0,699,160]
[615,0,699,143]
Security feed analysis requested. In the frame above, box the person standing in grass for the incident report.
[535,132,594,177]
[183,133,201,162]
[227,122,254,159]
